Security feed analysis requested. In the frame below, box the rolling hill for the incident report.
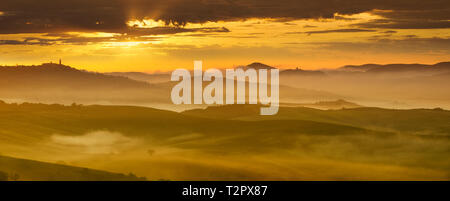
[280,68,325,76]
[0,63,345,110]
[339,62,450,74]
[105,72,171,84]
[0,63,151,89]
[0,155,146,181]
[280,99,363,110]
[0,101,448,180]
[236,62,277,71]
[182,104,450,136]
[0,63,172,105]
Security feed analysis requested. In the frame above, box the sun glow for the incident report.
[127,19,167,28]
[104,41,153,47]
[65,32,119,38]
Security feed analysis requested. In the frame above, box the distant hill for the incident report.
[236,62,277,70]
[280,68,325,76]
[281,99,362,110]
[339,64,383,72]
[2,61,450,111]
[338,62,450,74]
[106,72,171,84]
[0,63,170,104]
[0,63,344,106]
[0,155,146,181]
[0,63,151,89]
[230,61,450,74]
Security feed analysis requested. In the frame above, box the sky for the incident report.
[0,0,449,72]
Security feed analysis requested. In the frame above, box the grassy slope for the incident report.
[182,105,450,136]
[0,155,145,181]
[0,102,449,180]
[0,102,386,154]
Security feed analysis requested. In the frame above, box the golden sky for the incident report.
[0,0,449,72]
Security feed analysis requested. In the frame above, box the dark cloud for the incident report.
[355,19,450,29]
[369,30,397,39]
[356,19,450,29]
[370,35,393,39]
[288,29,376,35]
[283,22,297,26]
[0,40,31,45]
[381,30,397,34]
[0,0,127,34]
[0,0,448,34]
[0,37,113,46]
[126,26,229,36]
[125,0,449,25]
[355,9,450,29]
[0,26,229,45]
[306,37,450,53]
[333,15,358,21]
[404,35,418,38]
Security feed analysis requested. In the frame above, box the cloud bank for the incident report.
[0,0,448,34]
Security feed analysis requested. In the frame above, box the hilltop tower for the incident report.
[59,59,62,65]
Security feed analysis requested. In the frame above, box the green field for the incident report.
[0,101,449,180]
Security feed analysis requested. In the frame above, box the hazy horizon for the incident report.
[1,60,449,73]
